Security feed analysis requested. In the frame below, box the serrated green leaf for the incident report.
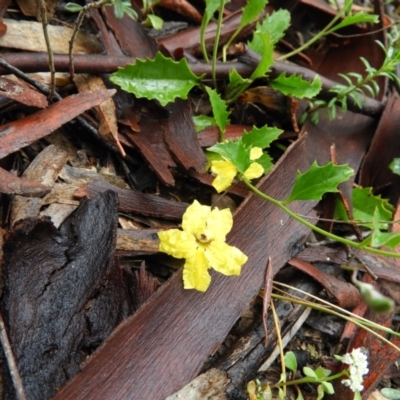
[242,126,283,149]
[249,32,274,79]
[228,68,251,92]
[193,115,216,132]
[240,0,268,30]
[270,73,322,99]
[256,152,273,173]
[110,52,203,106]
[208,140,251,173]
[335,187,394,229]
[381,387,400,399]
[204,0,223,21]
[255,9,291,45]
[205,87,230,133]
[284,161,354,204]
[303,367,317,380]
[65,2,83,12]
[365,208,400,249]
[284,351,297,372]
[389,158,400,175]
[331,12,379,32]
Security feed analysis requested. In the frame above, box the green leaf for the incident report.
[256,152,273,174]
[65,2,83,12]
[315,366,331,379]
[355,279,395,314]
[389,158,400,175]
[193,115,216,132]
[284,351,297,372]
[242,126,282,149]
[255,9,291,45]
[228,68,251,92]
[144,14,163,29]
[381,387,400,399]
[205,87,230,134]
[331,12,379,32]
[208,140,251,173]
[270,73,322,99]
[284,161,354,204]
[321,382,334,394]
[335,187,394,229]
[303,367,317,380]
[240,0,268,30]
[364,208,400,249]
[249,32,274,79]
[110,52,203,106]
[113,0,125,19]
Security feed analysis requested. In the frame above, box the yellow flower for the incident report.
[158,200,248,292]
[210,147,264,193]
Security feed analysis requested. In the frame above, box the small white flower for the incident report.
[339,348,369,393]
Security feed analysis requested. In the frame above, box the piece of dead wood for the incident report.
[288,257,362,309]
[0,76,47,107]
[209,274,321,400]
[1,191,132,400]
[360,94,400,205]
[53,134,318,400]
[75,179,188,220]
[10,144,68,226]
[0,167,49,196]
[0,18,102,54]
[116,228,159,256]
[0,89,116,160]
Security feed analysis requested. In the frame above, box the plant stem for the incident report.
[277,5,348,62]
[211,0,225,88]
[242,179,400,259]
[272,370,348,388]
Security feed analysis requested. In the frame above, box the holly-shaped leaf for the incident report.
[205,86,230,134]
[242,126,282,149]
[284,161,354,204]
[256,152,274,174]
[363,208,400,249]
[250,32,274,79]
[228,68,251,92]
[239,0,268,29]
[208,139,251,173]
[110,52,203,106]
[254,9,291,45]
[335,187,394,229]
[270,73,322,99]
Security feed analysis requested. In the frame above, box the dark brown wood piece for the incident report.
[54,135,318,400]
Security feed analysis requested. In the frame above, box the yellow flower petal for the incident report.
[210,160,237,193]
[250,147,263,160]
[182,200,210,238]
[158,229,197,259]
[205,241,247,276]
[244,162,264,180]
[182,246,212,292]
[206,207,233,242]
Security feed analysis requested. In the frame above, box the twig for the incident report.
[68,0,112,81]
[0,311,27,400]
[262,256,272,347]
[38,0,55,100]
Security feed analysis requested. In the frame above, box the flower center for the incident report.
[197,232,211,244]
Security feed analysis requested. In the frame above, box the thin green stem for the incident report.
[211,0,225,88]
[277,5,347,62]
[272,370,347,388]
[242,178,400,259]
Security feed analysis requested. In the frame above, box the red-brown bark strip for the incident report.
[54,135,318,400]
[0,89,116,160]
